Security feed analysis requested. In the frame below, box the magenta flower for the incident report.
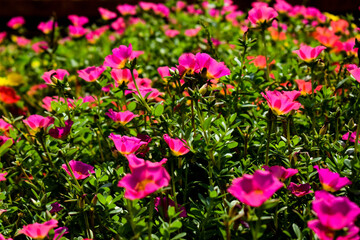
[78,66,106,82]
[7,16,25,29]
[154,197,187,218]
[54,227,69,240]
[19,219,58,239]
[165,29,180,38]
[308,220,359,240]
[62,160,95,180]
[117,4,137,15]
[248,7,278,25]
[261,90,302,115]
[312,190,360,230]
[32,41,49,54]
[38,20,57,34]
[104,44,141,69]
[287,182,313,197]
[0,233,12,240]
[178,53,197,75]
[68,15,89,26]
[23,115,54,132]
[184,27,201,37]
[126,154,167,172]
[263,165,298,181]
[293,45,326,62]
[0,119,12,132]
[111,68,138,86]
[0,136,13,146]
[349,67,360,83]
[0,172,7,181]
[42,69,69,85]
[195,53,231,79]
[281,90,301,101]
[314,166,352,192]
[228,170,283,207]
[342,131,360,143]
[109,133,147,155]
[69,25,87,38]
[157,66,171,79]
[49,120,73,140]
[118,158,170,200]
[106,109,139,125]
[98,7,117,20]
[163,134,190,156]
[50,202,63,213]
[135,134,152,157]
[0,32,7,44]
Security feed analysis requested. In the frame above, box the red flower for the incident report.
[0,86,20,104]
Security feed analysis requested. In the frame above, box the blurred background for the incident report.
[0,0,359,32]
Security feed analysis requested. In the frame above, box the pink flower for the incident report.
[227,170,283,207]
[54,227,69,240]
[118,158,170,200]
[78,66,106,82]
[19,219,58,239]
[104,44,142,69]
[106,109,139,125]
[184,27,201,37]
[295,79,322,95]
[157,66,171,79]
[154,197,187,217]
[69,25,87,38]
[0,119,12,132]
[111,69,138,86]
[342,131,360,143]
[261,90,302,115]
[7,16,25,29]
[111,17,126,32]
[23,115,54,132]
[0,32,7,44]
[178,53,197,75]
[312,190,360,230]
[293,45,326,62]
[62,160,95,180]
[349,67,360,83]
[117,4,137,15]
[153,4,170,18]
[98,7,117,20]
[125,88,163,101]
[27,84,48,96]
[0,172,7,181]
[163,134,190,156]
[248,7,278,25]
[109,133,147,155]
[263,165,298,181]
[49,120,73,140]
[165,29,180,38]
[15,36,31,47]
[0,233,12,240]
[126,154,167,171]
[32,41,48,54]
[194,53,231,79]
[42,69,69,85]
[314,166,352,192]
[287,182,313,197]
[0,136,13,146]
[68,15,89,26]
[127,78,152,89]
[308,220,359,240]
[38,20,57,34]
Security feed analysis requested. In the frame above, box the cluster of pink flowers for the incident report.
[177,52,231,80]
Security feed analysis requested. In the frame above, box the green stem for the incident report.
[126,199,137,237]
[261,29,270,82]
[265,111,273,166]
[148,196,154,240]
[39,135,59,176]
[63,158,83,192]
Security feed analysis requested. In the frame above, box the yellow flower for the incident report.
[0,73,24,86]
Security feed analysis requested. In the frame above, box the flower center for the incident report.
[135,178,155,191]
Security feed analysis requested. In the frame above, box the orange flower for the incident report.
[0,86,20,104]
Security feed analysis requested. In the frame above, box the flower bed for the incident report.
[0,1,360,239]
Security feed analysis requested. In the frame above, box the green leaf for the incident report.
[127,101,137,111]
[0,139,13,157]
[171,232,186,240]
[292,223,302,239]
[154,103,164,116]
